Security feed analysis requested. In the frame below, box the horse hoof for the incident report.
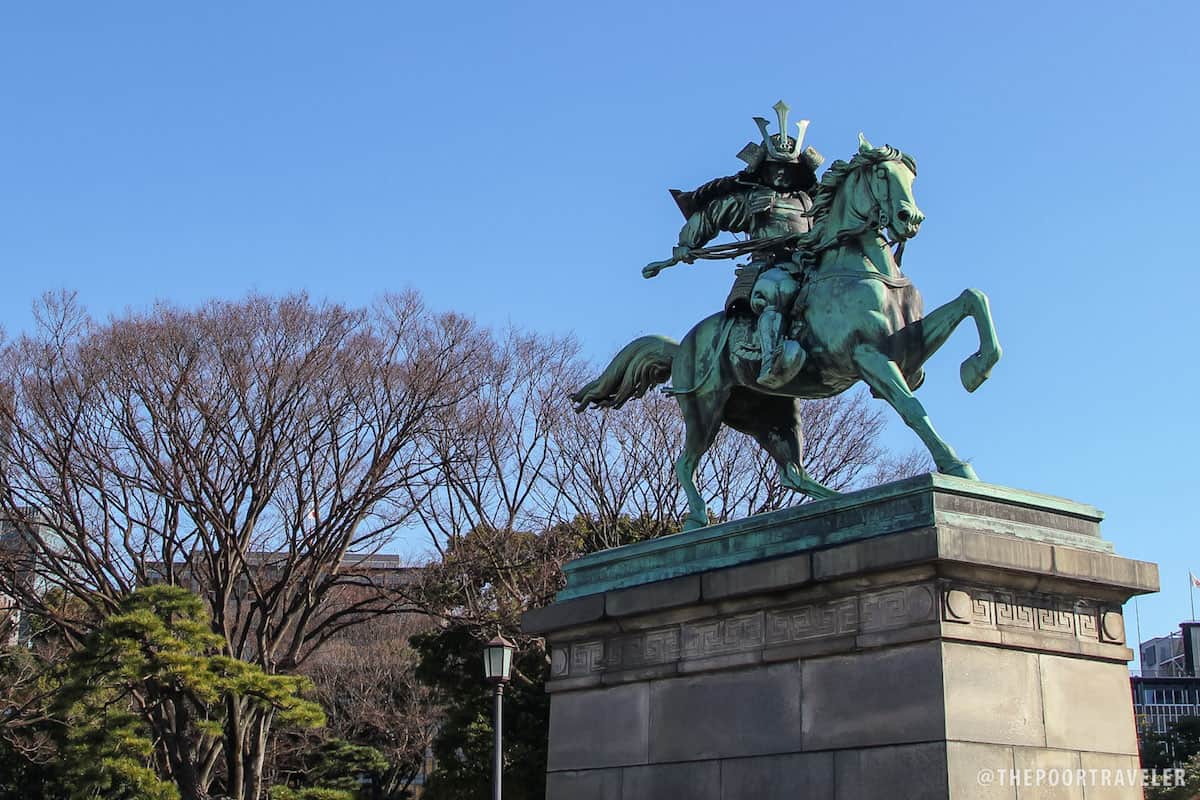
[960,353,992,393]
[941,460,979,480]
[682,516,708,531]
[779,471,840,500]
[795,483,840,500]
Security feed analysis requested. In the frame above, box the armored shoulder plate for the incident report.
[669,174,749,219]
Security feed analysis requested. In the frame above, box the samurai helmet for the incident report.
[737,100,824,173]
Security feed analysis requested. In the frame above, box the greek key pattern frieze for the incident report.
[1077,605,1100,639]
[941,587,1116,643]
[766,597,858,643]
[607,627,681,668]
[862,585,936,631]
[570,640,605,673]
[562,584,938,675]
[682,612,765,657]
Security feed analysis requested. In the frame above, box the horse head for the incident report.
[802,136,923,254]
[857,134,923,242]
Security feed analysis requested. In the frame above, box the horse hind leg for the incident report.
[771,437,838,500]
[674,390,728,530]
[742,396,838,500]
[903,288,1002,393]
[723,393,838,501]
[853,344,978,480]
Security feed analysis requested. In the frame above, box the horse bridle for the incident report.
[862,157,908,267]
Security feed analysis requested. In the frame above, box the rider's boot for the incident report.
[756,308,806,389]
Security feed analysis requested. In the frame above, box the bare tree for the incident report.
[410,326,930,624]
[551,385,930,550]
[404,327,583,626]
[548,389,684,552]
[0,291,485,800]
[0,640,60,769]
[407,327,582,542]
[295,613,441,798]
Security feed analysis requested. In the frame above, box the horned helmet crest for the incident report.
[736,100,824,173]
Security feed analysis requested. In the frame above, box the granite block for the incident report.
[524,593,605,634]
[720,752,835,800]
[545,768,622,800]
[944,643,1046,747]
[1039,655,1139,755]
[946,741,1016,800]
[605,575,700,617]
[702,553,812,600]
[649,662,802,762]
[547,683,648,771]
[620,762,721,800]
[1078,752,1144,800]
[802,641,945,750]
[1012,748,1083,800]
[834,742,949,800]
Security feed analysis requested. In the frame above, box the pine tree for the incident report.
[53,585,325,800]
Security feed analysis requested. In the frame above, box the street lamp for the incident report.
[483,634,515,800]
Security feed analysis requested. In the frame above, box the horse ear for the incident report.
[858,132,873,152]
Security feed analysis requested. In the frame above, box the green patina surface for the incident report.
[571,103,1004,532]
[557,474,1109,600]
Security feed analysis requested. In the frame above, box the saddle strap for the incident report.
[807,270,913,289]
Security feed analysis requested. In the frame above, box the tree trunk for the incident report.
[244,709,273,800]
[224,696,246,800]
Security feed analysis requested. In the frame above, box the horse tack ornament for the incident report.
[571,102,1002,531]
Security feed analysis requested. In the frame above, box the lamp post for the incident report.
[482,634,515,800]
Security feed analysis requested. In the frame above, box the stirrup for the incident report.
[758,342,806,388]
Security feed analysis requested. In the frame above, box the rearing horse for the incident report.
[572,136,1002,530]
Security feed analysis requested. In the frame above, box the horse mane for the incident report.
[796,145,917,256]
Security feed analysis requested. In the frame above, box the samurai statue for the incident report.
[642,101,824,388]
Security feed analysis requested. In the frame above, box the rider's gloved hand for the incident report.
[642,245,694,279]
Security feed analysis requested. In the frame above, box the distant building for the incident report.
[1140,629,1191,677]
[146,550,417,589]
[0,515,30,645]
[0,507,63,647]
[0,590,17,646]
[1132,622,1200,733]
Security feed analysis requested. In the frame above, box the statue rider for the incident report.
[643,102,824,389]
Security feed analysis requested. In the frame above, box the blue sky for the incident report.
[2,1,1198,659]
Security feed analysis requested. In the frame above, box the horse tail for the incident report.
[570,335,678,412]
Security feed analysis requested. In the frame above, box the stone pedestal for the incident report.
[523,475,1159,800]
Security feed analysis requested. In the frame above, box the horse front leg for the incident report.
[911,288,1002,392]
[853,344,978,480]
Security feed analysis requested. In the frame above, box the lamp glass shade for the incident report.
[483,635,515,683]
